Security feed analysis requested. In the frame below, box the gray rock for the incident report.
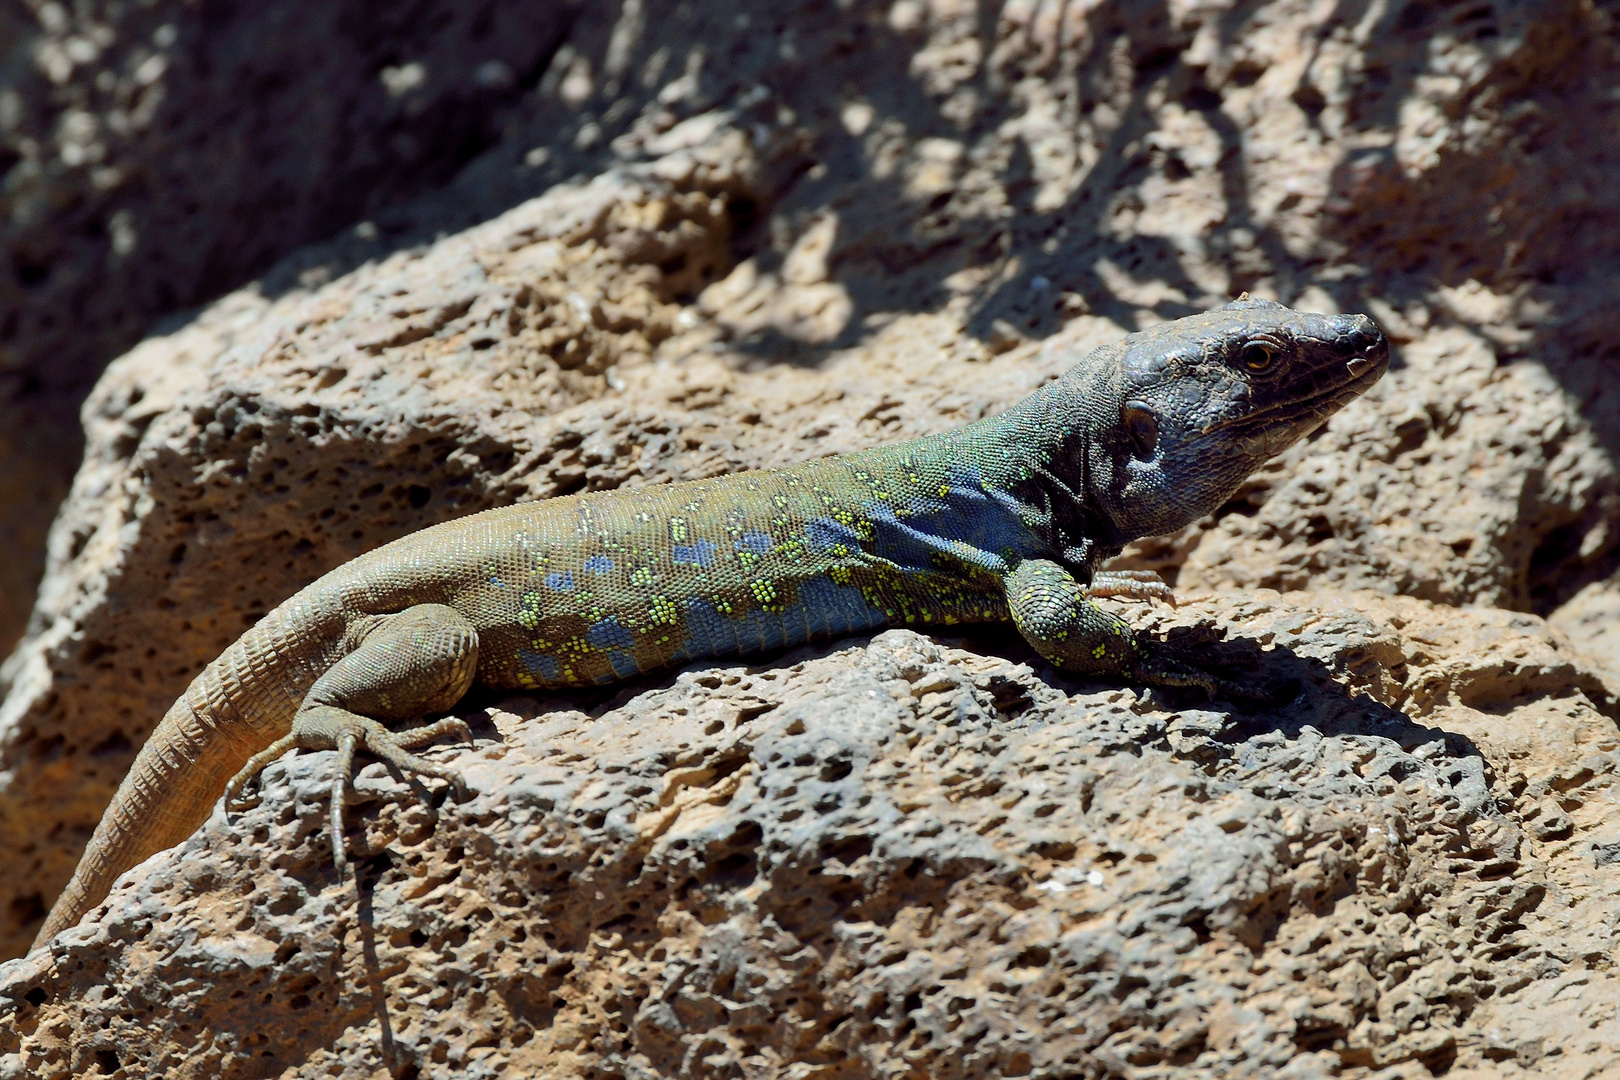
[7,590,1617,1075]
[0,0,580,654]
[3,0,1620,1073]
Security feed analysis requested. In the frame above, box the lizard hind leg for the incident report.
[222,603,479,873]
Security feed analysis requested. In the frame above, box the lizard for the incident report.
[31,296,1387,952]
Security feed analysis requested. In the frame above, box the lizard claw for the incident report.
[224,732,298,813]
[221,708,472,877]
[1088,569,1178,607]
[319,712,471,878]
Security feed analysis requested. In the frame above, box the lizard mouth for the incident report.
[1203,340,1388,438]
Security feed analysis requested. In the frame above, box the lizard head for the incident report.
[1087,296,1388,543]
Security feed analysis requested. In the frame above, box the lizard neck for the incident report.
[997,369,1127,573]
[884,368,1125,576]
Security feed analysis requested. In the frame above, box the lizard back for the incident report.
[324,421,1055,689]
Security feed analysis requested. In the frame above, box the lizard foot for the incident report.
[1087,569,1177,607]
[224,705,472,877]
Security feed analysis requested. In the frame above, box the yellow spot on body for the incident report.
[649,596,680,626]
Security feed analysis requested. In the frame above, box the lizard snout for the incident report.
[1329,313,1387,378]
[1330,313,1385,353]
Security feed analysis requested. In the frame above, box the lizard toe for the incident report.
[1088,569,1178,607]
[223,732,299,813]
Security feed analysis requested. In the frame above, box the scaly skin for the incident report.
[32,297,1388,951]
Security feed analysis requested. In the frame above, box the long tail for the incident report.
[30,694,265,949]
[31,600,338,952]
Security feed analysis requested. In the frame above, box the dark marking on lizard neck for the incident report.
[967,297,1389,576]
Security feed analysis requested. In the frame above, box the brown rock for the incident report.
[1,0,1619,1071]
[0,0,581,654]
[4,595,1617,1076]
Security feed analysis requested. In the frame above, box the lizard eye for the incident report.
[1240,341,1276,372]
[1123,404,1158,461]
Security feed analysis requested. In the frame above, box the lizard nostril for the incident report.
[1330,314,1381,355]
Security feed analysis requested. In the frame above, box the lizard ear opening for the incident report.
[1123,404,1159,461]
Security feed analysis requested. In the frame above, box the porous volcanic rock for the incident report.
[0,0,581,653]
[6,0,1620,963]
[4,595,1618,1077]
[1,0,1620,1073]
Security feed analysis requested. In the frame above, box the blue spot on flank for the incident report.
[681,597,786,656]
[671,540,718,567]
[736,531,773,555]
[518,650,560,682]
[797,574,889,637]
[583,555,614,574]
[726,606,788,653]
[546,571,575,591]
[805,517,861,552]
[859,470,1044,575]
[683,599,739,657]
[586,617,635,650]
[681,579,889,663]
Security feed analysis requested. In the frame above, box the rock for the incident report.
[0,0,581,654]
[1549,574,1620,680]
[4,594,1618,1076]
[2,0,1620,1071]
[0,151,767,958]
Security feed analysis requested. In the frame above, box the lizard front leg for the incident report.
[1005,559,1255,697]
[224,603,478,875]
